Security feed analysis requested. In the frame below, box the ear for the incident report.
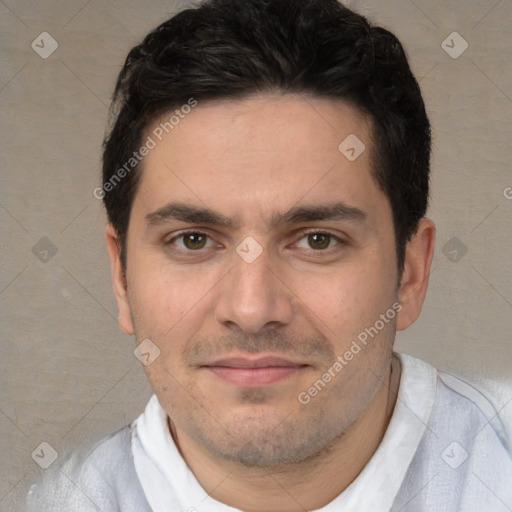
[105,224,135,335]
[396,218,436,331]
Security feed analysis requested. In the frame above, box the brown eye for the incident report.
[307,233,332,250]
[182,232,208,250]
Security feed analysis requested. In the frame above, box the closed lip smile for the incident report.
[202,355,309,386]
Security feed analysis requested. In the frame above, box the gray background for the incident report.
[1,0,511,510]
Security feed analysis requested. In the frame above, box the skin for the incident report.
[106,94,435,511]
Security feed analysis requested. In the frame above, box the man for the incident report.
[27,0,512,510]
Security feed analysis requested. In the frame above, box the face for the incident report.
[108,94,427,466]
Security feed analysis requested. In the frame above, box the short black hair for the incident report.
[102,0,431,272]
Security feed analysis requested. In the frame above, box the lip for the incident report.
[202,355,308,387]
[208,356,305,368]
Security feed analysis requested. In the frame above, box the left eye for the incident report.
[170,232,215,250]
[295,232,340,250]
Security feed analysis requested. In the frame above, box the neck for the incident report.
[169,355,401,512]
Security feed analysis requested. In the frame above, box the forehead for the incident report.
[132,94,387,228]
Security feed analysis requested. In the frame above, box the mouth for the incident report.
[201,355,309,387]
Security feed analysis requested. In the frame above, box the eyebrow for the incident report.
[279,202,366,225]
[145,201,367,228]
[146,203,233,227]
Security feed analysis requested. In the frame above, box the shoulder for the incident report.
[397,353,510,451]
[394,356,512,511]
[418,360,512,471]
[433,371,511,455]
[26,425,150,512]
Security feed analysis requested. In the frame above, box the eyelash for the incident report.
[165,229,345,256]
[165,231,218,252]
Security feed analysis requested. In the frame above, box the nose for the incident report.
[214,244,294,334]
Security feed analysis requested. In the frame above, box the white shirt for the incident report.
[27,353,512,511]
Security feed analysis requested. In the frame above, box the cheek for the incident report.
[128,263,204,340]
[291,257,392,330]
